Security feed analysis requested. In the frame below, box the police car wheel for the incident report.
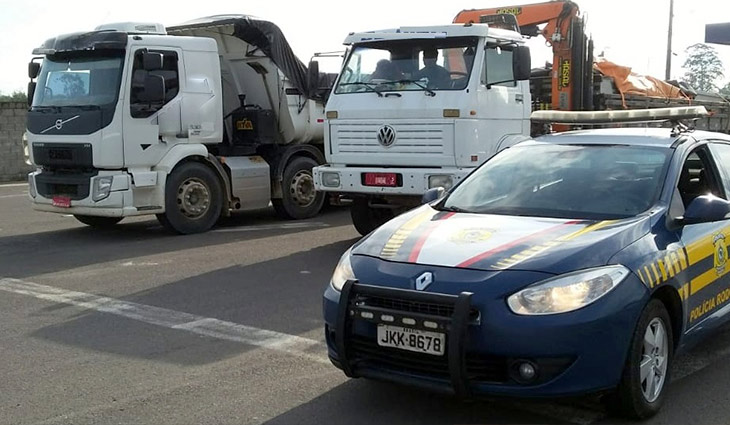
[607,299,673,419]
[74,215,123,228]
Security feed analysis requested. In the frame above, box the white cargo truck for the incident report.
[312,23,532,235]
[25,15,334,234]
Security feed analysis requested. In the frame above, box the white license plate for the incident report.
[376,324,445,356]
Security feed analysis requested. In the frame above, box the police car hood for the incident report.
[353,205,650,274]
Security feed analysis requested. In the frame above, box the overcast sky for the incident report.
[1,0,728,94]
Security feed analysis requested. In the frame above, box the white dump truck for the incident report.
[312,22,532,235]
[25,15,334,233]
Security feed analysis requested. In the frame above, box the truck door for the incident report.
[123,48,184,169]
[477,44,528,152]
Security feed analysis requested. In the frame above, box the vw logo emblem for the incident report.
[415,272,433,291]
[377,125,396,148]
[55,119,64,130]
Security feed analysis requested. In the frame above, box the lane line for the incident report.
[212,222,329,233]
[0,182,27,188]
[0,193,27,199]
[0,277,328,363]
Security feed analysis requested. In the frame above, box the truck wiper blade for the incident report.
[339,82,384,97]
[63,104,101,111]
[31,105,61,113]
[394,79,436,97]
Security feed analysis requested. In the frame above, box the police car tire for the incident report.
[74,215,123,228]
[272,157,325,220]
[350,198,394,236]
[608,299,673,419]
[158,162,223,234]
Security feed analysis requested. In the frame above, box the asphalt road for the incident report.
[2,181,730,425]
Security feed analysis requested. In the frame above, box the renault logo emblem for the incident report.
[377,125,396,147]
[415,272,433,291]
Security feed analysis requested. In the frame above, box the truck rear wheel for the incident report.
[350,198,394,236]
[272,157,325,220]
[157,162,223,234]
[74,215,123,228]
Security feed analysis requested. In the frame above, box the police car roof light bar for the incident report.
[530,106,710,124]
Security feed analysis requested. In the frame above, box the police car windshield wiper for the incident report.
[339,82,384,97]
[394,79,436,97]
[437,204,472,213]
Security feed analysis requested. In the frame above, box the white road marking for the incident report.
[0,182,27,188]
[0,193,27,199]
[0,277,328,363]
[212,222,329,233]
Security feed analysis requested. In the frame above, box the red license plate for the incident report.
[52,196,71,208]
[364,173,398,187]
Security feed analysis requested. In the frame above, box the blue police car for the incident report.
[322,107,730,418]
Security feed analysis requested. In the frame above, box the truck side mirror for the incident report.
[513,46,531,81]
[27,82,36,106]
[141,74,165,103]
[28,62,40,79]
[308,59,320,98]
[143,52,163,71]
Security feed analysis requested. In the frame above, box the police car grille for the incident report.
[357,295,480,322]
[349,336,508,383]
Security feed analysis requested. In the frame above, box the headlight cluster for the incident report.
[507,265,630,315]
[330,248,355,291]
[92,176,114,202]
[22,132,31,165]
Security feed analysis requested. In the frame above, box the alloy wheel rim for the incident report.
[640,317,668,403]
[177,178,210,219]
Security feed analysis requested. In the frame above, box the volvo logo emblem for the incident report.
[415,272,433,291]
[41,115,80,134]
[376,125,396,148]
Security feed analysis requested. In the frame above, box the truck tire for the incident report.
[350,198,394,236]
[605,299,673,419]
[272,157,325,220]
[74,215,123,228]
[157,162,223,234]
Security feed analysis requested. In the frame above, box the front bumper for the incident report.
[28,170,156,217]
[323,265,648,398]
[313,165,472,196]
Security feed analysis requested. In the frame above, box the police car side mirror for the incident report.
[422,187,445,204]
[678,195,730,225]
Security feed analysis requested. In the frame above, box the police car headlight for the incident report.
[507,265,630,315]
[330,248,355,292]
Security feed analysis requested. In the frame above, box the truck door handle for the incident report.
[515,94,524,103]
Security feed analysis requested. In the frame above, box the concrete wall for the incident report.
[0,102,32,182]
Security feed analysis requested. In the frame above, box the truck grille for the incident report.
[333,123,448,155]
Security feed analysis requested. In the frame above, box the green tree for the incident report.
[681,43,725,92]
[0,90,28,102]
[721,82,730,97]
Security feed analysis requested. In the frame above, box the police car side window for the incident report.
[676,148,724,208]
[709,142,730,198]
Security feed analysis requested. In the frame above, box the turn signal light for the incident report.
[443,109,460,118]
[326,111,338,119]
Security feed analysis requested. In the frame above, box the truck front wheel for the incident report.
[272,157,325,220]
[74,215,123,228]
[350,198,394,236]
[157,162,223,234]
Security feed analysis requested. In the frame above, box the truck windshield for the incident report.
[441,144,671,220]
[335,37,478,94]
[32,55,124,108]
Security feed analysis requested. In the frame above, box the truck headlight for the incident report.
[330,248,355,291]
[507,265,630,315]
[92,176,114,201]
[428,175,454,190]
[22,132,31,165]
[322,171,341,188]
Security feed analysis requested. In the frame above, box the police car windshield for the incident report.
[442,144,672,220]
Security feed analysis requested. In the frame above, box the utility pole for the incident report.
[665,0,674,80]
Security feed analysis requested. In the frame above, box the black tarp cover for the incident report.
[231,17,310,96]
[706,23,730,45]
